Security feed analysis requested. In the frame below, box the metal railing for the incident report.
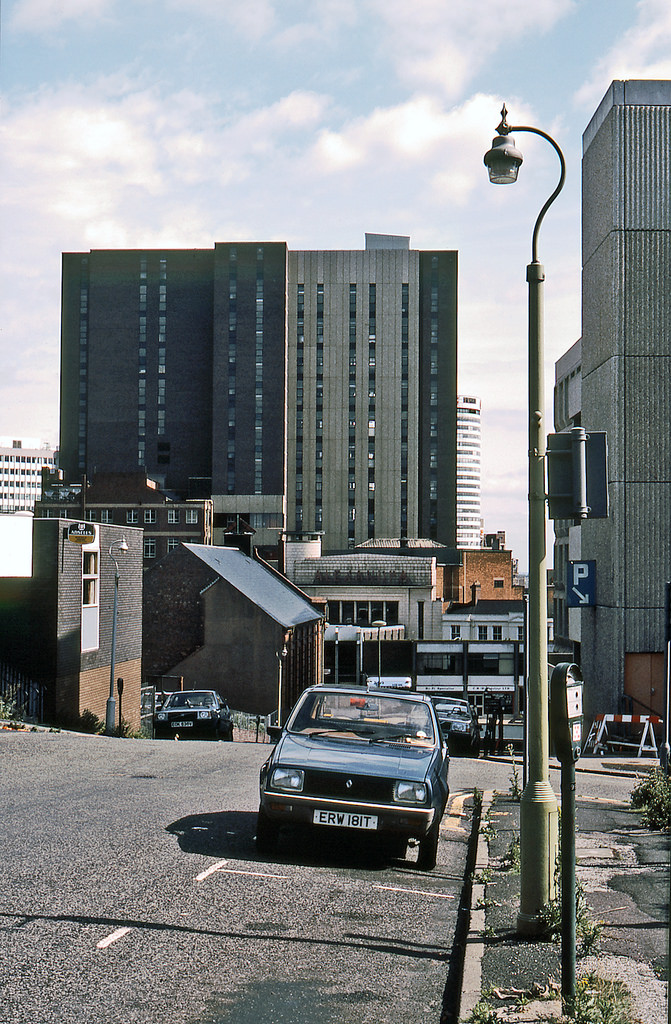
[0,663,44,721]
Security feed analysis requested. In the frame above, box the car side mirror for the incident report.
[267,724,283,741]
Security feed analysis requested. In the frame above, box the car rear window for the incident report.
[163,691,215,709]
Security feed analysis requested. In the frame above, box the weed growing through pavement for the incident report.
[540,821,603,956]
[465,998,498,1023]
[502,834,520,872]
[508,744,522,801]
[479,804,497,843]
[566,972,639,1024]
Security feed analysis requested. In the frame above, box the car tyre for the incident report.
[417,820,440,871]
[255,808,279,855]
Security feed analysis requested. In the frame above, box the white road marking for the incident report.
[96,927,131,949]
[215,868,289,880]
[373,885,456,899]
[195,859,229,881]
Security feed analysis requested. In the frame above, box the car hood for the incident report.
[274,731,437,780]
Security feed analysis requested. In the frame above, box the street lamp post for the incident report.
[105,537,129,735]
[484,105,565,934]
[371,620,386,685]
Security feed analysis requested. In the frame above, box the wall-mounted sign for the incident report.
[566,560,596,607]
[68,522,96,545]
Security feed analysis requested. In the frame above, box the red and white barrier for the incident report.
[583,713,662,757]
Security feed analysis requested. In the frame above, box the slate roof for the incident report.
[446,599,525,615]
[291,553,435,588]
[184,544,322,629]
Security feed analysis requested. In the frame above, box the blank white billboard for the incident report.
[0,514,33,577]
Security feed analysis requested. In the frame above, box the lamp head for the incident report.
[484,103,523,184]
[484,133,523,184]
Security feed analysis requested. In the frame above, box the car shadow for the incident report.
[166,810,405,872]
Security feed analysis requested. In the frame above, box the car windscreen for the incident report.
[163,692,215,709]
[434,703,470,717]
[288,691,436,745]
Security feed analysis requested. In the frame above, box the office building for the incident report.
[59,235,458,553]
[456,395,482,548]
[557,80,671,718]
[0,437,56,512]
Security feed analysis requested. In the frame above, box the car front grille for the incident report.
[303,769,394,803]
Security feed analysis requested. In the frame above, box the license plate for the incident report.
[171,721,193,728]
[313,809,378,830]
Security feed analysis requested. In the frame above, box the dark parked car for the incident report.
[431,697,480,756]
[153,689,233,741]
[256,686,449,870]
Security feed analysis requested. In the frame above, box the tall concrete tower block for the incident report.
[580,80,671,716]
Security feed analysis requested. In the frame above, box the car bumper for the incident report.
[259,790,437,838]
[153,722,221,739]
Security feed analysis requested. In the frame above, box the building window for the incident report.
[81,547,99,653]
[82,551,98,606]
[167,537,180,552]
[185,509,198,524]
[126,510,139,524]
[144,509,156,524]
[478,625,488,641]
[451,625,461,639]
[493,578,504,589]
[167,508,179,524]
[144,538,156,558]
[100,509,111,524]
[492,626,503,641]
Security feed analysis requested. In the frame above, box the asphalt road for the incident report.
[0,732,513,1024]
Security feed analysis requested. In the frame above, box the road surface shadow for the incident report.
[166,810,410,872]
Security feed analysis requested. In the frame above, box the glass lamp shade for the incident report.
[484,134,523,184]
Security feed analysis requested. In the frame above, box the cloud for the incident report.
[366,0,576,99]
[574,0,671,109]
[10,0,114,32]
[167,0,278,41]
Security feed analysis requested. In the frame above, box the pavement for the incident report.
[458,755,669,1023]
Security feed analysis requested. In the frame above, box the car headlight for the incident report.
[198,710,212,719]
[156,713,167,721]
[394,780,428,804]
[452,722,468,733]
[270,767,304,792]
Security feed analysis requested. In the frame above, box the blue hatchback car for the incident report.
[256,686,449,870]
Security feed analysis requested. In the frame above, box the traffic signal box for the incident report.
[546,427,608,522]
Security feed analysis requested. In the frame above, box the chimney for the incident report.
[471,582,480,606]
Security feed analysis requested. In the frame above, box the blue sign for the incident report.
[566,560,596,607]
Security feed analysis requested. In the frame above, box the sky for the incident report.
[3,0,671,571]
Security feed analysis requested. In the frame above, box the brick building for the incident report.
[442,547,524,605]
[0,517,143,728]
[36,471,212,568]
[143,543,323,718]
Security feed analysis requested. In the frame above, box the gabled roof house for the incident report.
[143,543,323,716]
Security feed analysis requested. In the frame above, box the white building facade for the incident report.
[456,395,482,548]
[0,437,57,513]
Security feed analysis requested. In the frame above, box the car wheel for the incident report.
[417,820,440,871]
[255,808,279,855]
